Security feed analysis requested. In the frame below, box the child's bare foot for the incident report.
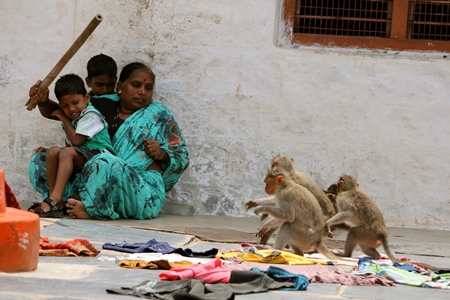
[66,198,92,219]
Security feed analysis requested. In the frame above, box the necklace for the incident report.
[112,105,122,128]
[113,105,133,129]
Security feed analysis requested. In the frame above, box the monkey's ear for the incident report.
[357,182,360,187]
[276,175,284,186]
[291,158,294,163]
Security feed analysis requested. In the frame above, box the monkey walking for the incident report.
[246,154,337,245]
[325,174,398,262]
[246,167,341,261]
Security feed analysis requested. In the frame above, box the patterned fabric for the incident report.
[28,102,189,219]
[39,236,100,257]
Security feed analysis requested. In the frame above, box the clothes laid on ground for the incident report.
[103,239,177,254]
[217,246,334,265]
[119,259,193,270]
[102,239,218,257]
[251,265,309,291]
[107,269,295,300]
[353,258,450,289]
[159,259,243,283]
[115,253,213,270]
[240,262,395,286]
[39,237,100,257]
[28,100,189,220]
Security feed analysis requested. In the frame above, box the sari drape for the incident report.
[28,102,189,219]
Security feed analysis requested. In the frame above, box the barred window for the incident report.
[283,0,450,52]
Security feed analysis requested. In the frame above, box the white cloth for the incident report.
[75,111,105,139]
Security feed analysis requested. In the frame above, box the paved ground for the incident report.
[1,212,450,299]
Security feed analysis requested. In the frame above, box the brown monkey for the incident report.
[271,155,336,219]
[325,174,397,262]
[249,167,340,260]
[246,154,336,244]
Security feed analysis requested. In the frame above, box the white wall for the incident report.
[1,0,449,229]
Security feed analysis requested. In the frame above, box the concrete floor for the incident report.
[1,213,449,299]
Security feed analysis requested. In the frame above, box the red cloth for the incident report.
[39,237,100,257]
[5,180,21,209]
[159,258,242,283]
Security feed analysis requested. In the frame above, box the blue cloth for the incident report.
[90,92,120,102]
[251,266,309,291]
[102,239,176,254]
[392,262,419,272]
[102,239,218,258]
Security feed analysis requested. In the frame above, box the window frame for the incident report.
[283,0,450,52]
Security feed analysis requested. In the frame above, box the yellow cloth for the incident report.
[118,259,194,269]
[217,248,335,265]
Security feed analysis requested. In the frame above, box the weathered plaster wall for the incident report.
[1,0,449,229]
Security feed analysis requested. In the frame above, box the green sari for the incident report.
[28,102,189,219]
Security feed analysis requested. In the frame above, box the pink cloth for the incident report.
[239,262,394,286]
[159,258,242,283]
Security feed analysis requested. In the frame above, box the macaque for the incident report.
[246,154,336,244]
[325,174,397,262]
[271,155,336,219]
[248,167,340,260]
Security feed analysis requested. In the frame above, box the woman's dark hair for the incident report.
[87,54,117,79]
[54,74,87,101]
[119,62,155,82]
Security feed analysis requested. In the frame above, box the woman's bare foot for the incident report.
[66,198,92,219]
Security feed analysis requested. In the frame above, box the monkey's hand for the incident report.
[326,193,337,203]
[244,200,259,210]
[256,227,269,238]
[260,213,269,221]
[254,206,266,216]
[327,229,334,239]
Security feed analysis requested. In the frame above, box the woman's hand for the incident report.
[29,80,49,105]
[144,138,165,160]
[34,146,48,153]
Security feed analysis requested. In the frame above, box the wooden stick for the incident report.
[25,14,103,111]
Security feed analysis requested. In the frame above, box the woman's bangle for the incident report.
[37,99,50,107]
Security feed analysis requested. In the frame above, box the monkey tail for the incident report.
[381,238,397,263]
[316,241,341,261]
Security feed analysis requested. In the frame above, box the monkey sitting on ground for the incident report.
[325,174,397,262]
[247,167,340,260]
[246,154,337,245]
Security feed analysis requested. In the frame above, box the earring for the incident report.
[118,90,122,95]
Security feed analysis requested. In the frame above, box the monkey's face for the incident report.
[264,176,277,195]
[337,175,358,192]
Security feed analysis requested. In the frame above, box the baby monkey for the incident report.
[325,175,397,262]
[248,167,340,260]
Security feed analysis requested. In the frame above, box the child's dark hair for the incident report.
[119,62,155,82]
[86,54,117,79]
[54,74,87,101]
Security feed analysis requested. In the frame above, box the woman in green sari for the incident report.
[28,62,190,219]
